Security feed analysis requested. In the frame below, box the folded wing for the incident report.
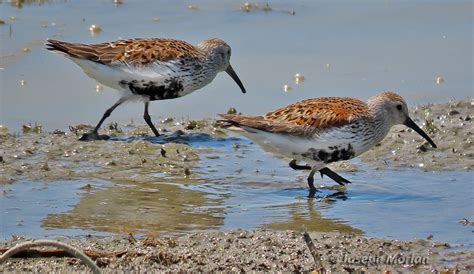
[219,97,370,137]
[46,38,202,66]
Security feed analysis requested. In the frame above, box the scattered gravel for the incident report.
[1,230,472,272]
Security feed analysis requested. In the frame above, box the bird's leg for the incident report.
[319,167,352,186]
[290,160,317,196]
[291,160,350,194]
[307,168,317,194]
[143,102,160,137]
[79,98,125,141]
[289,159,311,170]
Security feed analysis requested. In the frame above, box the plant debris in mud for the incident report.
[0,230,471,272]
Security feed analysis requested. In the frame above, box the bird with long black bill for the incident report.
[47,37,246,141]
[220,91,437,195]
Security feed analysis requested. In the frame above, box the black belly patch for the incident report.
[119,77,184,100]
[302,144,355,163]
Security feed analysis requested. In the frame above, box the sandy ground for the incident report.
[1,230,473,272]
[0,100,473,272]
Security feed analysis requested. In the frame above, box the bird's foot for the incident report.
[79,131,110,141]
[289,159,312,170]
[319,167,352,186]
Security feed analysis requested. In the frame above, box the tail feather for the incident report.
[46,39,101,62]
[218,113,312,136]
[217,114,246,127]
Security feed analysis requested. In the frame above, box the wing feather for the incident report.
[219,97,371,137]
[46,38,202,66]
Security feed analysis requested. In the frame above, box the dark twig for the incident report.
[302,228,324,271]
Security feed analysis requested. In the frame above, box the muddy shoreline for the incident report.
[1,99,472,184]
[1,230,472,272]
[0,99,473,271]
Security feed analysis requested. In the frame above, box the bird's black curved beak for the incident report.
[404,117,437,148]
[226,65,246,94]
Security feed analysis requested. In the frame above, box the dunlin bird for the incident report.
[46,38,246,141]
[220,92,436,193]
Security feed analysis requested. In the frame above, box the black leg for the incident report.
[289,159,311,170]
[319,167,352,186]
[143,102,160,137]
[307,169,317,192]
[290,160,317,195]
[79,98,125,141]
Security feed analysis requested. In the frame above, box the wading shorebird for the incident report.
[46,38,246,141]
[220,92,437,194]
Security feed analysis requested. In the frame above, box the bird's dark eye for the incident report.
[227,50,231,55]
[396,104,402,110]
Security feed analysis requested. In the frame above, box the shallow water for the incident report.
[0,0,472,131]
[1,134,472,247]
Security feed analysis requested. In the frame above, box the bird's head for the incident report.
[369,91,436,148]
[198,38,246,94]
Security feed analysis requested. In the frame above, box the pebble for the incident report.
[448,110,460,116]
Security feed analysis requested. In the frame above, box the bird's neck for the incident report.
[367,103,392,145]
[200,54,220,70]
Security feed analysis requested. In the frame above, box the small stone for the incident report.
[283,84,292,92]
[417,145,427,152]
[89,24,102,35]
[20,80,26,86]
[188,5,199,10]
[40,163,50,171]
[80,184,92,191]
[448,110,460,116]
[436,76,445,84]
[465,115,471,121]
[105,161,116,166]
[293,73,305,84]
[22,48,30,52]
[227,107,237,115]
[241,3,255,12]
[184,168,191,176]
[10,16,17,20]
[161,117,174,124]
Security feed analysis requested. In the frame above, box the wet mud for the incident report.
[0,100,473,272]
[1,100,472,185]
[1,230,472,272]
[359,99,473,171]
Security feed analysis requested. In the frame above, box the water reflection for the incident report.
[42,179,226,235]
[264,199,363,234]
